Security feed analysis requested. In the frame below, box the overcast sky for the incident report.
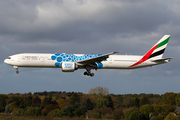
[0,0,180,95]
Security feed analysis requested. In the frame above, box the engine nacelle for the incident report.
[62,62,78,72]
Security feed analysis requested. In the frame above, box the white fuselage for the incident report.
[4,53,166,70]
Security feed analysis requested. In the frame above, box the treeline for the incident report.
[0,87,180,120]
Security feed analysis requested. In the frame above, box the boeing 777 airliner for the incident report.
[4,35,172,77]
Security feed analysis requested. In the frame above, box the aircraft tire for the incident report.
[87,72,90,76]
[90,73,94,77]
[84,72,87,75]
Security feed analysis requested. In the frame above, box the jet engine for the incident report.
[62,62,78,72]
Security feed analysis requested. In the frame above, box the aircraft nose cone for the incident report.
[4,59,7,64]
[4,59,9,64]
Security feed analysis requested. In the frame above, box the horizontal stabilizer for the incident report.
[151,58,173,62]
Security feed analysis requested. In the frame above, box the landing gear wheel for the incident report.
[87,72,90,76]
[84,72,87,75]
[83,71,95,77]
[14,67,19,74]
[90,73,94,77]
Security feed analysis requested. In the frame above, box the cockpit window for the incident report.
[8,57,11,59]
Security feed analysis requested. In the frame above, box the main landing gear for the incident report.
[84,71,94,77]
[84,65,94,77]
[14,66,19,74]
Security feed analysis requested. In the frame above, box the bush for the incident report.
[12,108,24,116]
[99,107,112,115]
[113,107,124,120]
[24,106,35,116]
[123,108,142,120]
[101,113,113,119]
[150,116,163,120]
[164,114,177,120]
[6,102,17,112]
[48,109,61,117]
[5,106,12,113]
[86,108,101,119]
[25,107,41,116]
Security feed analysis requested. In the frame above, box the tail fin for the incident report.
[129,35,170,67]
[148,35,170,60]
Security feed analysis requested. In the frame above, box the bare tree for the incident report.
[88,86,109,96]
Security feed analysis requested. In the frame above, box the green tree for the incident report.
[134,97,140,108]
[85,98,94,110]
[123,108,141,120]
[41,96,52,108]
[164,114,177,120]
[161,105,174,116]
[24,93,33,107]
[24,106,41,116]
[140,96,150,106]
[162,92,176,106]
[24,106,36,116]
[123,95,132,107]
[6,102,17,112]
[59,105,75,117]
[139,104,154,114]
[0,94,8,112]
[104,95,114,108]
[32,96,41,107]
[96,96,114,109]
[153,105,162,113]
[5,106,12,113]
[74,106,87,117]
[175,93,180,106]
[128,109,142,120]
[96,98,108,109]
[69,93,80,105]
[48,109,61,117]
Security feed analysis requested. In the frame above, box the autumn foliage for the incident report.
[0,87,179,119]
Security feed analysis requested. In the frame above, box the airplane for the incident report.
[4,35,172,77]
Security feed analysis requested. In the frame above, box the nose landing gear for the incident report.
[14,66,19,74]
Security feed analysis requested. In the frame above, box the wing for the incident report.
[76,51,119,67]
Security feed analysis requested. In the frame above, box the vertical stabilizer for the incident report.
[129,35,170,67]
[148,35,170,60]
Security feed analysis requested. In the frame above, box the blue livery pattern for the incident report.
[51,53,103,68]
